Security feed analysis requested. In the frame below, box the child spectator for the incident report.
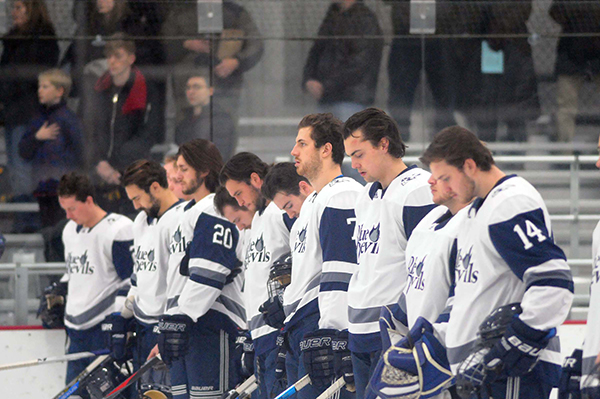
[19,69,83,228]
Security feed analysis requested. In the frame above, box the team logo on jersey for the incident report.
[66,250,95,275]
[456,246,478,284]
[491,184,515,198]
[169,225,189,254]
[406,255,426,291]
[294,225,308,254]
[134,246,157,272]
[245,234,272,263]
[356,223,380,256]
[400,172,420,186]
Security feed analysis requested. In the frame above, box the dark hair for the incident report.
[58,172,96,202]
[177,139,223,193]
[214,185,243,215]
[261,162,309,200]
[420,126,495,171]
[18,0,55,33]
[88,0,131,36]
[343,108,406,158]
[297,113,345,165]
[104,32,136,56]
[122,159,168,192]
[186,68,211,87]
[219,152,270,186]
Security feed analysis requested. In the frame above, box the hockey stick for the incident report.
[54,354,112,399]
[0,348,110,371]
[273,374,311,399]
[316,377,346,399]
[103,354,162,399]
[222,374,258,399]
[237,381,258,399]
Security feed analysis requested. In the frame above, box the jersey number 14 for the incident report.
[513,220,547,250]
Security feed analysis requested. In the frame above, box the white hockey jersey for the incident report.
[404,205,469,335]
[284,176,362,331]
[582,221,600,386]
[447,175,573,377]
[63,213,134,330]
[165,194,246,329]
[348,166,435,353]
[245,202,293,354]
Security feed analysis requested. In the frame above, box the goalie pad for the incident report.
[368,317,453,399]
[379,302,409,351]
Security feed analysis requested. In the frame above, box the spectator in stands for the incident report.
[383,0,480,140]
[162,0,264,122]
[18,69,83,229]
[86,34,161,215]
[302,0,383,122]
[550,1,600,143]
[0,0,59,202]
[175,69,236,160]
[474,0,539,142]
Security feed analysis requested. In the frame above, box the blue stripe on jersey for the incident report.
[319,207,357,264]
[488,208,568,280]
[449,239,457,293]
[112,239,134,280]
[349,331,381,353]
[403,204,437,240]
[189,213,240,270]
[320,281,349,292]
[284,298,319,332]
[190,273,224,290]
[283,213,295,232]
[320,271,352,292]
[254,330,278,356]
[131,273,137,287]
[529,278,574,291]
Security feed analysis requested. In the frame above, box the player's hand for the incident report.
[158,314,194,365]
[147,344,160,361]
[96,161,121,185]
[305,80,324,100]
[558,348,582,399]
[215,58,240,78]
[483,317,553,377]
[300,329,337,389]
[259,295,286,329]
[596,351,600,365]
[102,313,130,361]
[183,39,210,53]
[35,122,60,140]
[236,331,254,378]
[333,330,355,390]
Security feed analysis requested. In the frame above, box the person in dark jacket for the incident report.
[0,0,59,199]
[302,0,383,122]
[550,0,600,142]
[175,70,236,160]
[163,0,264,122]
[19,69,83,228]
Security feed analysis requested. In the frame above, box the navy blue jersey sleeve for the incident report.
[488,208,573,292]
[283,213,296,232]
[319,206,357,292]
[403,204,438,240]
[112,239,134,280]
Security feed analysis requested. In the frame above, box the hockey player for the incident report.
[57,172,134,382]
[420,126,574,398]
[220,152,295,399]
[107,159,185,371]
[155,139,246,399]
[261,162,314,220]
[580,134,600,395]
[214,185,255,232]
[341,108,436,398]
[284,113,362,398]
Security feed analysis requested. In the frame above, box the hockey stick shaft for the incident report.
[316,377,346,399]
[0,349,110,371]
[273,374,311,399]
[104,355,161,399]
[237,374,257,394]
[238,381,258,399]
[54,354,111,399]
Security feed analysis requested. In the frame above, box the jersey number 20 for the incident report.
[213,224,233,249]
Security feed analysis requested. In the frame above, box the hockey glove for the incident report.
[225,263,243,285]
[37,281,67,329]
[275,333,288,381]
[333,330,355,390]
[379,304,409,350]
[300,329,337,389]
[259,295,286,330]
[483,316,554,377]
[558,348,582,399]
[101,313,131,361]
[157,314,194,365]
[236,331,255,378]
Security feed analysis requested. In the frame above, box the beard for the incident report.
[143,193,162,219]
[298,153,322,182]
[182,174,205,195]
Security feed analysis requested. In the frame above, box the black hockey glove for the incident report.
[300,329,337,389]
[333,330,355,390]
[158,314,194,365]
[37,281,67,329]
[258,295,286,329]
[225,262,243,285]
[558,348,582,399]
[275,333,288,381]
[483,317,554,377]
[102,313,131,361]
[236,331,255,378]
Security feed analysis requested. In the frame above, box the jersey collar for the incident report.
[469,174,517,215]
[368,165,417,199]
[433,209,454,231]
